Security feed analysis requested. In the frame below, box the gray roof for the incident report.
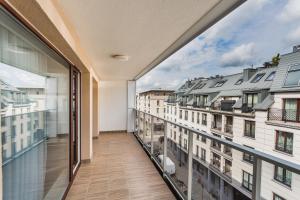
[270,51,300,92]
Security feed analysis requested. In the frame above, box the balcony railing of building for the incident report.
[192,101,206,109]
[225,124,233,134]
[268,108,300,122]
[211,100,235,112]
[134,108,300,200]
[1,111,47,165]
[211,120,222,131]
[241,103,254,113]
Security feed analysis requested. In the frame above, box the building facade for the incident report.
[162,46,300,200]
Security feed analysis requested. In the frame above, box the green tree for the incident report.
[271,53,280,66]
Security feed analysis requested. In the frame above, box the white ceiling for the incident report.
[53,0,243,80]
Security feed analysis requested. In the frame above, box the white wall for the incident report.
[100,80,127,131]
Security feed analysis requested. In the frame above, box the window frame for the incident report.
[274,165,292,187]
[244,120,255,138]
[251,73,265,83]
[242,171,253,192]
[275,130,293,155]
[265,71,276,81]
[284,64,300,87]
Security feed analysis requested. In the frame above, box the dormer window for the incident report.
[265,71,276,81]
[213,80,226,87]
[235,79,243,85]
[284,64,300,87]
[251,73,265,83]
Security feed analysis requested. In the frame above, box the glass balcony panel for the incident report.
[166,126,188,198]
[152,117,165,168]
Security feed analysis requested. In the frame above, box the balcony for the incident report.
[267,108,300,128]
[66,132,175,200]
[241,103,253,113]
[210,158,221,171]
[223,165,232,179]
[225,124,233,134]
[211,120,222,131]
[211,100,235,112]
[131,109,300,200]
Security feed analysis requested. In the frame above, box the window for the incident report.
[156,108,159,114]
[184,139,187,150]
[251,73,265,83]
[242,171,253,191]
[283,99,300,122]
[201,148,206,161]
[202,113,207,125]
[196,145,199,157]
[273,193,286,200]
[244,120,255,138]
[243,146,254,164]
[1,116,5,127]
[21,123,23,134]
[197,112,200,124]
[235,78,243,85]
[157,100,160,106]
[246,93,258,107]
[201,136,206,143]
[284,64,300,87]
[195,83,206,89]
[274,166,292,187]
[192,112,194,122]
[179,110,182,119]
[1,132,6,145]
[184,111,188,121]
[275,131,293,154]
[174,132,176,140]
[213,80,227,87]
[265,71,276,81]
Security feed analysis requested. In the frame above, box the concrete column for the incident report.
[219,179,224,200]
[207,169,211,192]
[81,72,93,162]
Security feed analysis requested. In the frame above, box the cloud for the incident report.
[220,43,256,67]
[278,0,300,22]
[137,0,300,92]
[286,26,300,44]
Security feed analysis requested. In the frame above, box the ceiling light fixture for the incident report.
[111,54,130,61]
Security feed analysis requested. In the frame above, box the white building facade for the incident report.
[161,46,300,200]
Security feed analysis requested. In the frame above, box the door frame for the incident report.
[69,66,81,181]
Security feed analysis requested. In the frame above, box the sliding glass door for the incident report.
[0,6,80,200]
[70,68,81,176]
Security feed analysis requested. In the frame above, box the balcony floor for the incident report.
[66,132,175,200]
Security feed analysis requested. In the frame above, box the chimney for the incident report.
[293,45,300,53]
[243,68,257,81]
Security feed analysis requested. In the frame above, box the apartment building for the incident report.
[164,46,300,200]
[136,89,173,150]
[1,80,47,164]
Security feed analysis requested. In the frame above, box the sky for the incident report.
[0,62,46,88]
[136,0,300,92]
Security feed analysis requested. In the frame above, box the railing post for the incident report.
[187,130,193,200]
[163,121,167,173]
[137,111,140,136]
[252,156,262,200]
[143,113,146,142]
[150,116,154,155]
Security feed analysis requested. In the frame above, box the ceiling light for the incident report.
[111,54,129,61]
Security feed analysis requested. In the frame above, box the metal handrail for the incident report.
[135,108,300,174]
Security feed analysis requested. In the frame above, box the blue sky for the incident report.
[137,0,300,92]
